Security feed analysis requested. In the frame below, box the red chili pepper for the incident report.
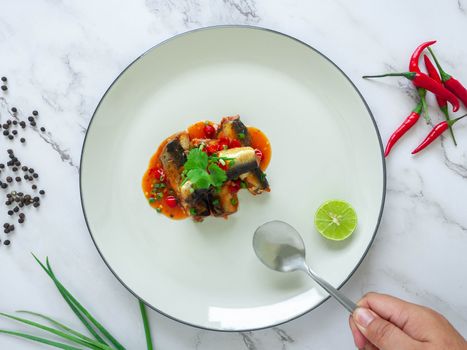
[409,41,436,123]
[428,47,467,107]
[228,180,241,193]
[409,41,436,73]
[149,166,165,182]
[218,137,230,150]
[424,55,457,146]
[229,139,241,148]
[363,72,460,112]
[412,114,466,154]
[384,102,422,157]
[206,143,220,155]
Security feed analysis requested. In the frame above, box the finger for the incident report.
[363,343,378,350]
[353,307,422,350]
[358,292,439,339]
[349,316,367,349]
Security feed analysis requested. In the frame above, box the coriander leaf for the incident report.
[208,164,227,187]
[186,169,211,189]
[184,148,208,172]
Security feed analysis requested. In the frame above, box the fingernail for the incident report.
[354,307,375,328]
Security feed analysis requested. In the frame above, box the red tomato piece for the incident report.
[203,124,216,138]
[165,196,177,208]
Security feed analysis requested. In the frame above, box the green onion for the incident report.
[139,301,153,350]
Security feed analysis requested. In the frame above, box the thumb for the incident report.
[353,307,421,350]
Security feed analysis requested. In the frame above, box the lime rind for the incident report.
[314,200,357,241]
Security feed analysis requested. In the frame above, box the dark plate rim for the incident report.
[79,24,387,332]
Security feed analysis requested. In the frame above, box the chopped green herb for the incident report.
[229,160,235,167]
[156,207,162,213]
[182,148,229,190]
[156,192,163,199]
[230,198,238,206]
[159,183,166,188]
[148,198,155,203]
[189,208,197,215]
[238,133,245,139]
[212,199,220,206]
[260,172,267,181]
[240,181,247,189]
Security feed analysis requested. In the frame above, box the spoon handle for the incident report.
[305,267,357,313]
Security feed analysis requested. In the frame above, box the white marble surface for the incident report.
[1,0,467,349]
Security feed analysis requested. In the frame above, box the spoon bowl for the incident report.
[253,220,357,313]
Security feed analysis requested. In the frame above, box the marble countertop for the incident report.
[1,1,466,349]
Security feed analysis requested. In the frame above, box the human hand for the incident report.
[348,292,467,350]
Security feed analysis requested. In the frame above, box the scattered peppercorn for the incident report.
[40,127,45,132]
[1,85,7,91]
[11,107,17,113]
[4,240,10,246]
[32,110,38,116]
[20,138,25,143]
[39,190,45,195]
[1,77,6,82]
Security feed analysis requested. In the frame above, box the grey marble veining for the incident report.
[1,1,466,349]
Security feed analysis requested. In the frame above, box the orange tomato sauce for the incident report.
[142,120,271,220]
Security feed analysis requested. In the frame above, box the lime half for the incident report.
[314,200,357,241]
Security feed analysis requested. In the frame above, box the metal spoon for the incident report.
[253,220,357,313]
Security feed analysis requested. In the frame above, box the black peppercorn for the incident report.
[4,240,10,246]
[39,190,45,195]
[1,85,8,91]
[1,77,6,82]
[11,107,17,113]
[40,127,45,132]
[20,138,25,143]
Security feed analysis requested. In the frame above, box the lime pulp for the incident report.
[314,200,357,241]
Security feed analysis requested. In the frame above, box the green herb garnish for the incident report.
[212,199,220,206]
[156,207,162,213]
[230,198,238,206]
[238,133,245,139]
[148,198,155,203]
[189,208,197,215]
[0,255,154,350]
[182,148,228,190]
[240,181,247,189]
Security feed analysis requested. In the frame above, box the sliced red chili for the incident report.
[229,139,241,148]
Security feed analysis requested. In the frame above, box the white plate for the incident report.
[80,26,385,331]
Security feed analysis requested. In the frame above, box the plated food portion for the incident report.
[142,116,271,221]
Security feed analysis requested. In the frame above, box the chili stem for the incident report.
[441,106,457,146]
[427,47,450,81]
[363,72,414,79]
[417,88,429,123]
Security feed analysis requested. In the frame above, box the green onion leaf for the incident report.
[0,330,83,350]
[139,301,153,350]
[0,312,110,350]
[17,311,105,348]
